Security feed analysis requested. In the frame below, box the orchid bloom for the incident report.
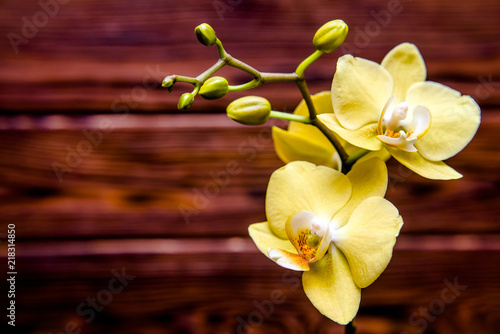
[248,158,403,324]
[319,43,481,180]
[272,92,390,170]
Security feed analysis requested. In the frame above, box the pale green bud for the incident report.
[200,76,229,100]
[226,96,271,126]
[313,20,348,53]
[162,76,175,92]
[195,23,217,47]
[178,93,195,110]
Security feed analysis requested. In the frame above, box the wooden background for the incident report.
[1,0,499,333]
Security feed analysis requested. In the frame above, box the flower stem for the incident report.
[295,50,324,77]
[269,110,312,124]
[228,80,260,91]
[295,79,349,164]
[345,149,370,167]
[166,35,353,169]
[345,321,356,334]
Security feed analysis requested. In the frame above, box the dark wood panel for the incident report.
[0,113,499,239]
[0,0,499,113]
[0,0,498,333]
[10,245,500,334]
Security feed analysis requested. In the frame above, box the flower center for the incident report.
[376,94,431,152]
[285,211,331,262]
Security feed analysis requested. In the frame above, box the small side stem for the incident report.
[345,149,370,167]
[170,75,197,85]
[269,110,312,124]
[228,79,260,92]
[215,39,225,59]
[196,58,227,83]
[295,50,324,77]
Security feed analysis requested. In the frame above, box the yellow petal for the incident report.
[248,222,296,257]
[288,91,362,157]
[407,81,481,161]
[272,127,340,169]
[266,161,351,239]
[302,245,361,325]
[332,197,403,288]
[357,147,391,163]
[381,43,426,102]
[332,158,388,229]
[387,147,462,180]
[319,113,383,151]
[268,248,310,271]
[332,55,393,130]
[289,91,334,139]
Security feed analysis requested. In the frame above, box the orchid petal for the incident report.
[266,161,351,239]
[408,105,432,139]
[268,248,310,271]
[387,147,462,180]
[248,222,296,257]
[333,197,403,288]
[333,158,388,229]
[272,127,340,169]
[302,245,361,325]
[332,55,393,130]
[381,43,426,102]
[407,81,481,161]
[319,113,383,151]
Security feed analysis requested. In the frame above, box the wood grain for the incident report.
[0,0,499,333]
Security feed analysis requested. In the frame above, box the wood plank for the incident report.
[1,113,499,238]
[0,1,498,333]
[0,0,499,113]
[9,243,500,334]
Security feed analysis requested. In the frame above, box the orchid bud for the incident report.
[178,93,195,110]
[227,96,271,125]
[313,20,348,53]
[162,76,175,92]
[200,76,229,100]
[195,23,217,47]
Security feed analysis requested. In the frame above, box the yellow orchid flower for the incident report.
[272,92,390,170]
[248,158,403,324]
[319,43,481,180]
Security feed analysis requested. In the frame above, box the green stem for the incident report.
[196,59,226,83]
[295,50,324,77]
[228,80,260,92]
[345,149,370,167]
[170,75,197,85]
[295,79,349,165]
[226,55,262,79]
[215,39,225,59]
[345,321,356,334]
[269,110,312,124]
[260,72,299,83]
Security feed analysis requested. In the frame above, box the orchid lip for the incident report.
[377,94,431,152]
[285,211,332,263]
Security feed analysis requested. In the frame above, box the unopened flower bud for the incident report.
[195,23,217,47]
[227,96,271,126]
[200,76,229,100]
[178,93,195,110]
[313,20,348,53]
[162,76,175,92]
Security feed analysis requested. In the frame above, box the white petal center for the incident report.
[377,94,431,152]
